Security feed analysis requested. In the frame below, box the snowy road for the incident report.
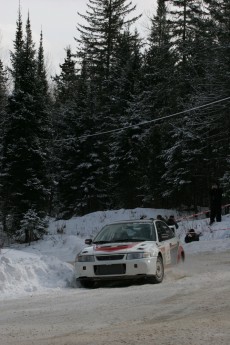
[1,250,230,345]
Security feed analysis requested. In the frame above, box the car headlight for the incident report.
[76,255,95,262]
[126,252,152,260]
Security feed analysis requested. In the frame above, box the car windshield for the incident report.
[93,223,156,243]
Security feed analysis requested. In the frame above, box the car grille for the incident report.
[96,255,125,261]
[94,264,126,275]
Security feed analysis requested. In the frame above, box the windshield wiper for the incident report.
[111,239,130,242]
[93,239,147,244]
[112,239,142,242]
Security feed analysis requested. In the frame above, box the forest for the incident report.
[0,0,229,240]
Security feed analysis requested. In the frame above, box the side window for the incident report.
[156,221,175,241]
[161,222,175,240]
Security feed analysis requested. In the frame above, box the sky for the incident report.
[0,207,230,300]
[0,0,158,75]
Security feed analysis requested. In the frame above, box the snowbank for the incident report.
[0,250,74,299]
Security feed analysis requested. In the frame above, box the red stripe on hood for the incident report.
[94,243,139,252]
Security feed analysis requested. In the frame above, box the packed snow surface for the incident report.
[1,208,230,300]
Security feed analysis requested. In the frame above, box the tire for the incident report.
[148,256,164,284]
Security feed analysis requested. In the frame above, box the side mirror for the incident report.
[85,238,92,245]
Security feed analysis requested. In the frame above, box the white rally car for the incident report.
[75,219,185,288]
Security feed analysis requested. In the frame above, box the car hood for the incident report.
[80,241,156,255]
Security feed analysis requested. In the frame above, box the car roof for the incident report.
[104,219,155,225]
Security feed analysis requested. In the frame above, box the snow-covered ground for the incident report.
[1,208,230,300]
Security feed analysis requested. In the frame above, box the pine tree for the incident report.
[75,0,141,136]
[35,30,53,214]
[52,47,82,217]
[71,0,142,212]
[0,59,8,145]
[126,0,175,207]
[216,0,230,197]
[2,12,50,239]
[0,59,8,231]
[76,0,141,78]
[107,29,145,208]
[156,0,210,207]
[195,0,230,196]
[0,10,25,234]
[37,31,49,98]
[160,0,230,207]
[167,0,208,102]
[9,8,24,90]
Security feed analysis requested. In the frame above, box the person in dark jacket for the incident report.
[184,229,200,243]
[167,215,179,229]
[157,215,166,222]
[0,238,4,253]
[209,182,222,225]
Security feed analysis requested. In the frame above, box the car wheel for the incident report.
[149,256,164,284]
[76,279,96,289]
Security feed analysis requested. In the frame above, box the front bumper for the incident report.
[75,257,158,281]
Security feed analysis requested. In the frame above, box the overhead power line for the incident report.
[79,96,230,139]
[56,96,230,142]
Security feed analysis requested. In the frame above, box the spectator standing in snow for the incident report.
[184,229,201,243]
[167,215,179,229]
[209,181,222,225]
[157,215,166,222]
[0,238,4,253]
